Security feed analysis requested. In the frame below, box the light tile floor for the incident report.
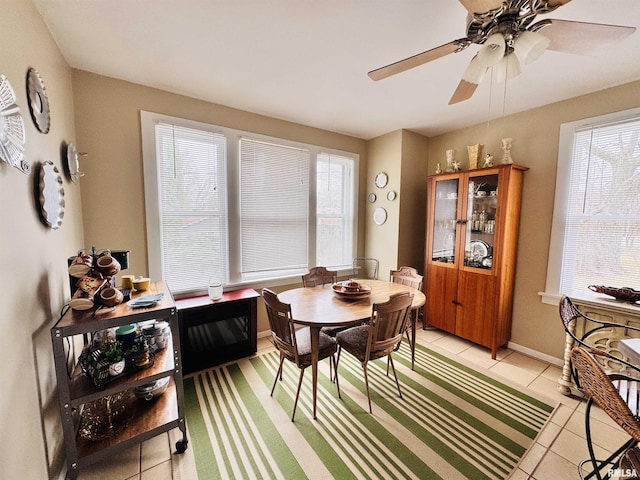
[75,327,627,480]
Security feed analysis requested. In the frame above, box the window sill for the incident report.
[172,267,354,300]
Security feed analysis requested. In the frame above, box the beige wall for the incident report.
[399,130,428,273]
[428,80,640,359]
[0,1,84,478]
[365,129,429,279]
[365,130,403,277]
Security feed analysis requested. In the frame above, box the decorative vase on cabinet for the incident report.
[424,163,528,358]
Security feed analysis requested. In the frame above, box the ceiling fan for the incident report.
[368,0,636,105]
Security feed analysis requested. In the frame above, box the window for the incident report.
[543,108,640,304]
[141,112,357,294]
[316,153,355,267]
[152,122,228,293]
[239,138,310,278]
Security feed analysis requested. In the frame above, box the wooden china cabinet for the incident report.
[424,163,528,358]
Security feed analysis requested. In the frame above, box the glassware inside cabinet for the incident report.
[465,174,498,269]
[431,178,459,264]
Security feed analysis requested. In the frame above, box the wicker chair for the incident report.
[335,291,413,413]
[262,288,337,421]
[559,295,640,389]
[352,257,379,280]
[301,266,337,287]
[571,346,640,480]
[619,447,640,477]
[389,266,423,370]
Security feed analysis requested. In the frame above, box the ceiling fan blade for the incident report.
[368,39,469,81]
[536,19,636,56]
[449,79,480,105]
[458,0,504,15]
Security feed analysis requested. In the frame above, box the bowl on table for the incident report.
[332,280,372,299]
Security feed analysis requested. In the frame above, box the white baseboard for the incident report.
[507,341,564,367]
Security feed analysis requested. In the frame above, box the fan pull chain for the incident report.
[502,62,509,119]
[485,66,495,139]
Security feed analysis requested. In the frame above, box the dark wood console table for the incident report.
[175,288,259,374]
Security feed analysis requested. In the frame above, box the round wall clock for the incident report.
[27,68,50,134]
[368,193,377,203]
[373,207,387,225]
[375,171,388,188]
[39,161,65,229]
[0,74,29,174]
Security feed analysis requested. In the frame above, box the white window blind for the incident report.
[239,138,310,277]
[155,123,228,292]
[560,117,640,295]
[316,152,354,267]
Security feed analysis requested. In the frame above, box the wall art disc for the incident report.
[373,207,387,225]
[66,143,85,184]
[27,68,50,134]
[39,161,65,229]
[0,74,29,174]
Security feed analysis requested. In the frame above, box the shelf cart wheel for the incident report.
[176,439,188,453]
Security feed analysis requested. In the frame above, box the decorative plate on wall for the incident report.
[374,171,388,188]
[0,74,29,174]
[27,68,50,134]
[39,161,65,229]
[66,143,85,183]
[373,207,387,225]
[387,190,397,201]
[368,193,377,203]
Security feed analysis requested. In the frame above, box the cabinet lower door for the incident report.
[455,270,498,347]
[426,265,458,333]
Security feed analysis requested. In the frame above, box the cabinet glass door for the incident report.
[431,178,459,264]
[464,173,499,270]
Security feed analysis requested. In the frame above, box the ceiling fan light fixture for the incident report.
[476,33,506,68]
[495,53,522,83]
[514,30,550,65]
[461,55,487,84]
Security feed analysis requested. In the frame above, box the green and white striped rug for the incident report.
[183,342,555,480]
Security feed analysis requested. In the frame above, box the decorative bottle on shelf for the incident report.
[472,209,479,231]
[445,149,455,172]
[479,209,487,232]
[501,138,513,164]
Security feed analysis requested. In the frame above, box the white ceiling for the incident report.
[33,0,640,140]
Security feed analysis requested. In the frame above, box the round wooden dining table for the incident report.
[278,279,426,419]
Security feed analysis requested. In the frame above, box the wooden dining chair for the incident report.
[262,288,338,421]
[334,291,414,413]
[390,266,423,370]
[301,266,337,287]
[302,266,346,342]
[570,346,640,480]
[352,257,379,280]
